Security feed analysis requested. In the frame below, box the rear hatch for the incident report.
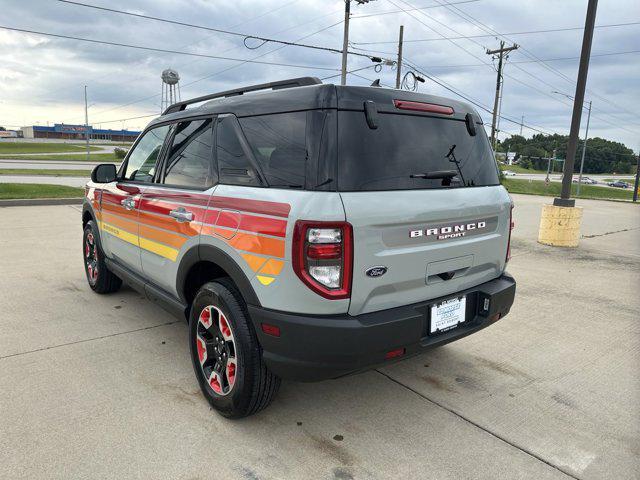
[336,93,511,316]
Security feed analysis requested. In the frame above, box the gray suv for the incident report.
[82,77,516,418]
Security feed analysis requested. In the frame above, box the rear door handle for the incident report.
[120,198,136,210]
[169,207,194,223]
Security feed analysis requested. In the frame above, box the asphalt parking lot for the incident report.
[0,194,638,480]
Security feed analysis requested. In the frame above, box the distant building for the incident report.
[0,130,20,138]
[21,124,140,142]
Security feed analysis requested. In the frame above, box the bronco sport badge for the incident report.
[410,218,493,241]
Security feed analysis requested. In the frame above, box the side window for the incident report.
[162,118,215,189]
[216,116,261,187]
[123,125,170,182]
[239,112,307,189]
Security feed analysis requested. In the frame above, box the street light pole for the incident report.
[633,154,639,203]
[555,0,598,207]
[84,85,90,162]
[577,100,592,196]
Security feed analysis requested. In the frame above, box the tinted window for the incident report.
[163,119,214,188]
[123,125,170,182]
[337,111,499,191]
[216,116,260,187]
[239,112,307,188]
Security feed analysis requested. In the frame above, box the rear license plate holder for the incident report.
[430,296,466,334]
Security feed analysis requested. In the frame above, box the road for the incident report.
[0,175,88,187]
[0,145,118,156]
[0,195,638,479]
[0,159,104,169]
[507,172,635,190]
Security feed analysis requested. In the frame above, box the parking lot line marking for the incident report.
[375,370,581,480]
[0,320,180,361]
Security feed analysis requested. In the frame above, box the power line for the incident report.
[369,49,640,68]
[58,7,346,123]
[401,57,557,136]
[425,0,640,127]
[59,17,349,124]
[34,0,306,104]
[351,0,480,18]
[352,21,640,44]
[392,0,640,135]
[0,25,343,71]
[56,0,382,62]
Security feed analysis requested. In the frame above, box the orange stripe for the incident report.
[241,253,267,272]
[139,210,201,236]
[102,202,200,236]
[228,231,285,258]
[259,258,284,276]
[101,211,138,234]
[202,226,285,258]
[139,224,188,249]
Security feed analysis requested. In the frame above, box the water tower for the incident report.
[161,68,181,113]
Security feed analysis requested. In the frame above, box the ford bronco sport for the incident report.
[82,77,516,418]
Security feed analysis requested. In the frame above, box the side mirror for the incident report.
[91,163,117,183]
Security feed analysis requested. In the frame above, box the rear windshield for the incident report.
[337,111,499,191]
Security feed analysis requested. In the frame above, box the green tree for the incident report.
[502,133,634,174]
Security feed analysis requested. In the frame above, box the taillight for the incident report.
[506,202,515,263]
[292,221,353,299]
[393,99,454,115]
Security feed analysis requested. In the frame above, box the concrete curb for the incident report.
[0,197,83,207]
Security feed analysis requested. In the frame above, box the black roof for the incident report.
[148,78,481,128]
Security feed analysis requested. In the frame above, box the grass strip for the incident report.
[503,178,635,201]
[0,183,84,199]
[0,169,90,177]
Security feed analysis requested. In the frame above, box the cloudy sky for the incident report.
[0,0,638,150]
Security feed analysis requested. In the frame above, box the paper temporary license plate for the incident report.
[430,296,466,334]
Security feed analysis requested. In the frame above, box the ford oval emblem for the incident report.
[366,266,388,278]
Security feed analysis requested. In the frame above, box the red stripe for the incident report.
[203,209,287,237]
[101,191,127,205]
[139,198,208,223]
[143,189,211,206]
[237,213,287,237]
[211,196,290,218]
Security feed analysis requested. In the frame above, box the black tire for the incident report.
[83,220,122,294]
[189,278,281,418]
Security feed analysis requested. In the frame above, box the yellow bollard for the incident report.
[537,204,583,247]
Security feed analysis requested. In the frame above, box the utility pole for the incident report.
[340,0,351,86]
[395,25,404,89]
[486,41,518,150]
[555,0,598,207]
[84,85,90,161]
[520,114,524,136]
[633,153,639,203]
[576,100,592,196]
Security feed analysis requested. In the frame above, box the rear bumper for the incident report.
[249,273,516,382]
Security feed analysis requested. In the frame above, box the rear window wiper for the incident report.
[410,170,461,187]
[410,170,459,179]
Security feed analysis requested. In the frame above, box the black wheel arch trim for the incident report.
[81,200,105,252]
[176,243,261,308]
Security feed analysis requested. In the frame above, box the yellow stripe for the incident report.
[99,220,178,261]
[256,275,275,286]
[139,237,179,262]
[99,221,139,247]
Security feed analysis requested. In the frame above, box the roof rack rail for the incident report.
[162,77,322,115]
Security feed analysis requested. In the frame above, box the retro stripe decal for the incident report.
[211,196,291,218]
[96,189,290,284]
